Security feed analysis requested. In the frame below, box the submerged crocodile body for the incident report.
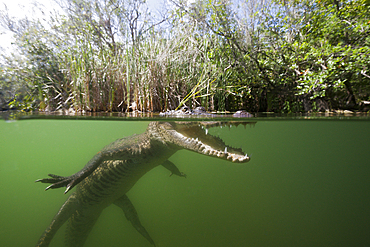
[36,121,251,247]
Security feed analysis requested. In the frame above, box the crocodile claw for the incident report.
[169,172,187,178]
[35,174,76,194]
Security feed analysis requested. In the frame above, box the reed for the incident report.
[2,2,234,113]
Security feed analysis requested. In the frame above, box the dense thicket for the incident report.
[0,0,369,113]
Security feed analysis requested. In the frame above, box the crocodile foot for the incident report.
[169,171,187,178]
[35,174,78,194]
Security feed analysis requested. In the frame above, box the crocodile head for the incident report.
[148,121,251,163]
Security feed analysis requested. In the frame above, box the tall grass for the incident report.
[1,1,241,113]
[48,21,222,113]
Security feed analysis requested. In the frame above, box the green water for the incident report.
[1,118,369,247]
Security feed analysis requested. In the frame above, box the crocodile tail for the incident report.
[36,193,78,247]
[64,207,103,247]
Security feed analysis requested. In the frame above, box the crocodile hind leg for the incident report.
[114,195,156,246]
[36,192,78,247]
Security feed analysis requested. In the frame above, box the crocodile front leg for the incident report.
[161,160,187,178]
[114,195,156,246]
[36,152,106,194]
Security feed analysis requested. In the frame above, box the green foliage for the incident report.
[290,0,370,109]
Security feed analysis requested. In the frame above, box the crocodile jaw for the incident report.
[172,130,250,163]
[154,122,251,163]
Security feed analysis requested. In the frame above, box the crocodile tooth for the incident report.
[205,129,208,135]
[224,147,227,154]
[218,152,225,158]
[195,138,198,142]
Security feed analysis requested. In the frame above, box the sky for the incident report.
[0,0,166,51]
[0,0,61,50]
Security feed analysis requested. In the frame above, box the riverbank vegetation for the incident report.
[0,0,369,113]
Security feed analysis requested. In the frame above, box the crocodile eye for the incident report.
[160,122,173,130]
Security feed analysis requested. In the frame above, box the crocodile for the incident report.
[35,121,251,247]
[159,106,254,118]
